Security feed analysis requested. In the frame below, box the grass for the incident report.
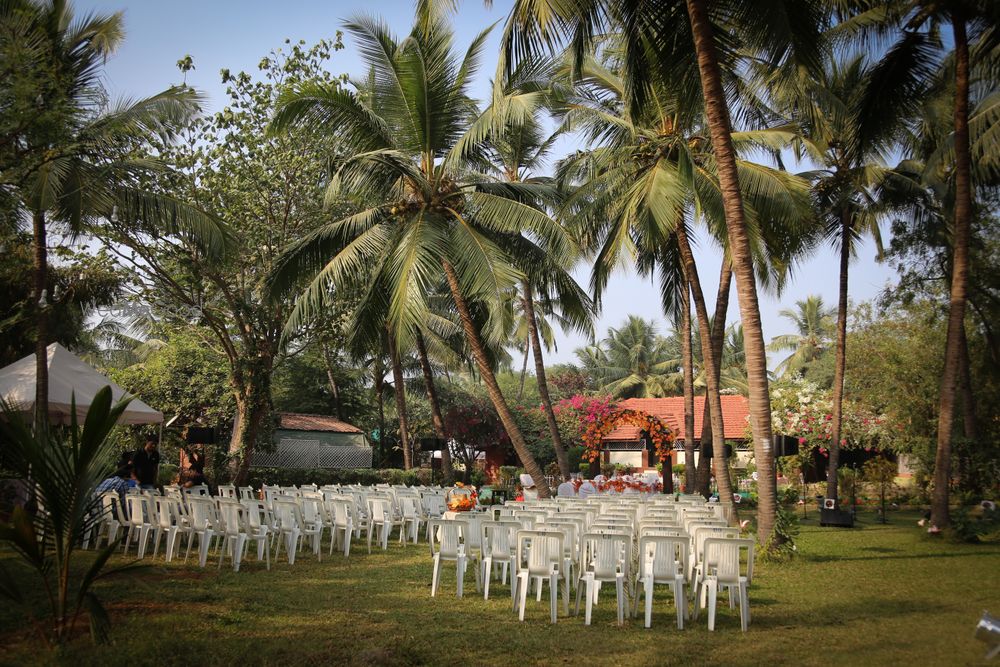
[1,510,998,666]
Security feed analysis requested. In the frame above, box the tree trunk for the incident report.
[442,260,549,497]
[680,280,696,492]
[388,330,412,470]
[375,374,386,467]
[932,16,972,530]
[415,329,453,484]
[227,383,271,485]
[826,211,851,504]
[523,282,570,481]
[957,323,980,494]
[686,0,777,542]
[518,337,529,400]
[676,225,734,517]
[321,343,342,419]
[32,209,49,435]
[697,260,733,496]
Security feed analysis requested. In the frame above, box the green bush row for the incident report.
[246,467,435,488]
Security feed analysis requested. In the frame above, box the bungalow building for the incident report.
[602,395,751,470]
[252,412,372,469]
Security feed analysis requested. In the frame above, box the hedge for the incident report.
[246,467,434,488]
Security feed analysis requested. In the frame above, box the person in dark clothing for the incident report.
[132,436,161,490]
[181,450,207,488]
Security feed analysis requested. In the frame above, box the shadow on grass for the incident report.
[802,549,1000,563]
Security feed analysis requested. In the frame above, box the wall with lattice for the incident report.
[252,430,372,469]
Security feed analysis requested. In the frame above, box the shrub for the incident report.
[778,486,800,506]
[672,464,685,475]
[948,506,1000,544]
[469,467,487,488]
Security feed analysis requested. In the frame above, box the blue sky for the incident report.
[77,0,900,367]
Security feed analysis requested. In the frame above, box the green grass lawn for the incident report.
[1,510,998,666]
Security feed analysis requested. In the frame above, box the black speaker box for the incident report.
[186,427,215,444]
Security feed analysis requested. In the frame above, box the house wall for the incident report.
[252,428,371,469]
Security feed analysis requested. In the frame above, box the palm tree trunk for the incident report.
[932,15,973,530]
[415,329,453,483]
[321,343,342,419]
[442,260,549,497]
[686,0,776,542]
[957,324,979,494]
[523,281,570,481]
[518,337,529,399]
[375,374,386,467]
[32,209,49,435]
[675,225,734,517]
[681,281,696,492]
[388,330,412,470]
[827,211,851,504]
[697,260,733,496]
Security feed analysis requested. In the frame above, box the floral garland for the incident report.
[580,408,675,462]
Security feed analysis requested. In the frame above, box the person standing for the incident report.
[132,436,161,490]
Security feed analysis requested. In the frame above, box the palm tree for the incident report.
[268,13,568,495]
[501,0,829,542]
[576,316,680,399]
[768,296,836,377]
[851,0,999,529]
[556,47,813,525]
[1,1,224,435]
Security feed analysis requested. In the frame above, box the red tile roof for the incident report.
[603,396,749,442]
[277,412,363,434]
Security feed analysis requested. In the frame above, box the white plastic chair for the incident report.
[400,497,423,544]
[273,498,321,564]
[216,499,249,571]
[428,519,470,597]
[123,495,154,558]
[693,537,755,631]
[367,498,402,553]
[95,491,126,549]
[575,531,629,626]
[514,530,565,624]
[150,496,184,562]
[240,499,272,569]
[327,498,354,557]
[634,535,689,629]
[185,497,219,568]
[480,520,519,602]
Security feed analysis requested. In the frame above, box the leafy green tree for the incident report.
[103,40,343,483]
[268,14,572,495]
[0,0,222,433]
[576,316,679,399]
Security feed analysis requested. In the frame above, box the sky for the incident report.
[76,0,900,368]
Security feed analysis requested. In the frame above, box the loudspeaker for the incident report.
[419,437,446,452]
[823,498,837,510]
[186,427,215,444]
[773,435,799,457]
[820,507,855,528]
[704,444,734,459]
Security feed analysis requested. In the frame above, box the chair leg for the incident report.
[431,554,441,597]
[517,572,529,621]
[584,575,595,626]
[674,580,685,629]
[616,575,624,626]
[549,574,558,624]
[483,558,492,600]
[707,580,718,631]
[456,556,465,598]
[739,582,749,632]
[645,577,654,628]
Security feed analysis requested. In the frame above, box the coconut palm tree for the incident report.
[849,0,999,528]
[768,296,836,377]
[556,46,814,525]
[267,13,570,495]
[576,316,679,399]
[1,0,225,435]
[501,0,829,541]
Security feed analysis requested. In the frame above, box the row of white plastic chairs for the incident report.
[427,496,753,631]
[88,483,456,571]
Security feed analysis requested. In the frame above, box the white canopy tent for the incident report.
[0,343,163,425]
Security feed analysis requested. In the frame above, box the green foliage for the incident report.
[779,486,800,506]
[245,467,427,488]
[0,386,140,644]
[758,506,800,562]
[948,506,1000,544]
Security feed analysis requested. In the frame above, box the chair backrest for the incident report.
[241,499,270,532]
[401,497,419,519]
[126,495,150,526]
[217,499,245,536]
[239,486,256,501]
[694,526,740,563]
[481,520,519,559]
[153,497,179,529]
[517,530,563,577]
[544,520,579,559]
[100,491,126,522]
[300,492,325,526]
[581,531,629,579]
[188,497,217,530]
[217,484,238,499]
[703,537,755,583]
[273,498,302,532]
[370,498,391,523]
[429,519,466,559]
[328,498,352,527]
[185,485,210,498]
[638,534,688,580]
